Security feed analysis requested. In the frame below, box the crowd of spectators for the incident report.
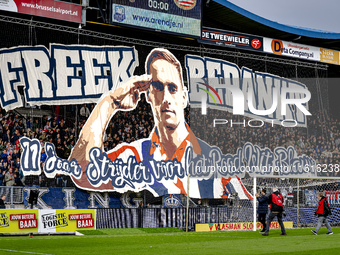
[0,95,156,188]
[0,92,339,191]
[190,107,340,178]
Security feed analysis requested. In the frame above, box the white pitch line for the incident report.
[0,248,53,255]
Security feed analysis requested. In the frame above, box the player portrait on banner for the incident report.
[68,48,252,199]
[15,45,319,199]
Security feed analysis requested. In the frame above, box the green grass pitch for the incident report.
[0,227,339,255]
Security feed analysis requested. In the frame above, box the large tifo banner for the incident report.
[0,209,95,233]
[0,0,82,23]
[0,44,317,198]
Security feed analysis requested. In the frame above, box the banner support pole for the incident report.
[186,174,190,232]
[253,175,257,231]
[297,178,300,228]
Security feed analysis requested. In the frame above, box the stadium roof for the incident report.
[204,0,340,50]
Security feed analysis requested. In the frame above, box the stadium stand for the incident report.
[0,0,339,229]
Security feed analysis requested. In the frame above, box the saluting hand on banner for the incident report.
[109,74,151,110]
[69,74,152,164]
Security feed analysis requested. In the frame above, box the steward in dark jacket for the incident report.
[256,189,268,232]
[257,192,269,214]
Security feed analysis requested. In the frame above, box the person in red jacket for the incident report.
[311,192,333,235]
[262,187,286,236]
